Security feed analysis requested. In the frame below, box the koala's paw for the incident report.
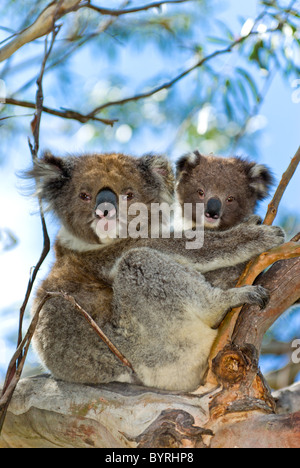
[243,215,262,225]
[243,285,270,310]
[261,225,285,248]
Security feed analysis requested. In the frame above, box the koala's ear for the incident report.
[246,162,274,200]
[25,151,75,202]
[176,150,203,178]
[137,154,175,199]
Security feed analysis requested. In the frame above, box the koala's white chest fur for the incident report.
[135,319,217,392]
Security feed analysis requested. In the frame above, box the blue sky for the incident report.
[0,0,299,382]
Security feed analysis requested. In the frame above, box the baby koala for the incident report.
[176,150,273,230]
[176,150,275,290]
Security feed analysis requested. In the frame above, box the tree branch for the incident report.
[1,6,282,127]
[206,238,300,381]
[237,239,300,286]
[45,291,136,373]
[0,0,83,63]
[85,0,194,17]
[0,0,193,63]
[87,27,279,117]
[232,256,300,351]
[207,255,300,421]
[4,97,118,126]
[210,410,300,448]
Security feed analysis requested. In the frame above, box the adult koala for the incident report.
[25,151,284,391]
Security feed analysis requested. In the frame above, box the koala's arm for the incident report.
[141,221,284,274]
[95,220,284,283]
[186,222,285,274]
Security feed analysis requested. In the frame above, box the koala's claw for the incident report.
[272,225,285,239]
[247,285,270,310]
[268,225,286,246]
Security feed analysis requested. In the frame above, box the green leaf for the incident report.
[206,36,231,45]
[215,19,235,41]
[236,68,259,102]
[223,91,234,120]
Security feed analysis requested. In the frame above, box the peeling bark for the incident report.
[210,411,300,448]
[0,376,214,448]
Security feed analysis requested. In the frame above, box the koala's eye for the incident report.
[79,192,92,202]
[227,196,235,203]
[197,189,205,198]
[122,192,134,201]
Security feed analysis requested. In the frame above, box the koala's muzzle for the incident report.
[95,188,118,220]
[206,197,222,220]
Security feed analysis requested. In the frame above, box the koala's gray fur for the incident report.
[176,151,275,289]
[26,152,284,391]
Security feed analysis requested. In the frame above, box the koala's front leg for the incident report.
[203,285,270,329]
[189,223,285,273]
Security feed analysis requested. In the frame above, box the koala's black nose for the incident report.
[95,188,118,219]
[206,197,222,219]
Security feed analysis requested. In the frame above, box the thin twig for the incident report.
[87,26,280,117]
[4,98,118,126]
[0,290,136,432]
[12,1,129,99]
[18,27,60,350]
[0,28,59,435]
[85,0,193,16]
[46,291,135,371]
[3,24,282,126]
[0,294,50,432]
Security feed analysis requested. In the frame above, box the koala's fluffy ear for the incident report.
[246,162,274,200]
[137,154,175,200]
[25,151,75,204]
[176,150,203,178]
